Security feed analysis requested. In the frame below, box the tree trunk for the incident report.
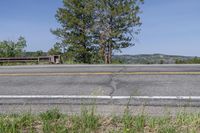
[104,46,109,64]
[103,42,112,64]
[100,33,106,63]
[108,42,112,64]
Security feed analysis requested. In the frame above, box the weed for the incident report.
[40,109,61,121]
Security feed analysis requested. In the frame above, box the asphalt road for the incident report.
[1,64,200,96]
[1,64,200,115]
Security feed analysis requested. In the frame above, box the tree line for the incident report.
[0,37,47,58]
[175,57,200,64]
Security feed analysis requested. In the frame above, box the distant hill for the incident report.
[113,54,199,64]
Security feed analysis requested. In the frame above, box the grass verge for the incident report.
[0,108,200,133]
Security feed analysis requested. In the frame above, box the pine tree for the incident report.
[52,0,143,64]
[95,0,143,63]
[52,0,96,63]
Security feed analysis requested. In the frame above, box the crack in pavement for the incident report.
[109,75,117,96]
[109,66,125,96]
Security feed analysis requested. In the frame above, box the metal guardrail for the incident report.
[0,55,61,64]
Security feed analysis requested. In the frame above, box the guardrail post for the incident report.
[37,57,40,64]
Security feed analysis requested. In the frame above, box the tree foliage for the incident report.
[176,57,200,64]
[52,0,96,63]
[48,43,62,56]
[0,36,27,57]
[52,0,143,64]
[95,0,143,63]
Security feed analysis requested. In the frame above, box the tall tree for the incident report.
[52,0,143,64]
[95,0,143,64]
[52,0,96,63]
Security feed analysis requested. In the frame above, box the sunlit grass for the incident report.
[0,109,200,133]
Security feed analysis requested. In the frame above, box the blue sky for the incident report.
[0,0,200,56]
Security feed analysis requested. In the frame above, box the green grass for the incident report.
[0,109,200,133]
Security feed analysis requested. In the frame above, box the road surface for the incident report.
[1,64,200,115]
[1,64,200,96]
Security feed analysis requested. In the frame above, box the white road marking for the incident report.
[0,95,199,100]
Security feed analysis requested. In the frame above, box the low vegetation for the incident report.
[175,57,200,64]
[0,36,26,58]
[113,54,200,64]
[0,108,200,133]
